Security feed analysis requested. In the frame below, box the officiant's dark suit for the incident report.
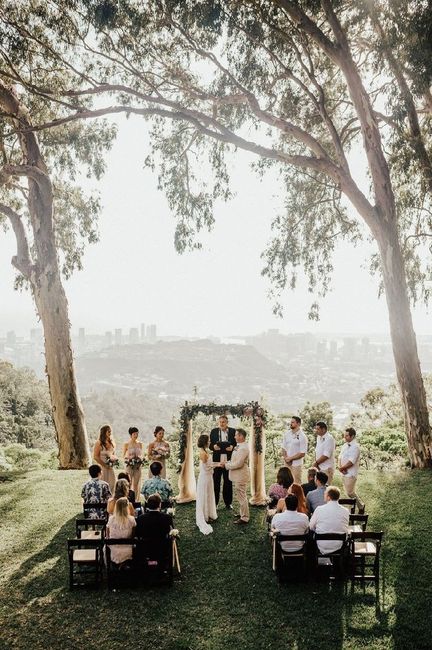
[209,416,236,508]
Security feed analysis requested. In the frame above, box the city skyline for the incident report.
[1,115,431,340]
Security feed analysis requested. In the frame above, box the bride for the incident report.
[196,433,219,535]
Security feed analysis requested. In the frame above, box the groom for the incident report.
[223,428,250,525]
[210,415,236,509]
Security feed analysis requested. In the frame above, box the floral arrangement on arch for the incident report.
[177,401,267,468]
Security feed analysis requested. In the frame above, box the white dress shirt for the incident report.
[315,433,335,471]
[281,429,308,466]
[272,510,309,551]
[339,440,360,477]
[219,429,228,464]
[309,500,349,553]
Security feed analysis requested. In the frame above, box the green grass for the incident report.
[0,468,431,650]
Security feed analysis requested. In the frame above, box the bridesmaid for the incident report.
[93,424,117,493]
[147,426,170,478]
[122,426,144,498]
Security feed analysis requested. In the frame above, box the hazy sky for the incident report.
[0,115,430,339]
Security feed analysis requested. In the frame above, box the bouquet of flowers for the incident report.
[125,457,144,469]
[166,507,176,517]
[105,455,119,468]
[169,528,179,538]
[152,442,170,459]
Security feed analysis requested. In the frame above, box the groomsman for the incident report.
[338,427,365,513]
[281,416,308,483]
[313,421,335,484]
[224,429,250,525]
[209,415,236,509]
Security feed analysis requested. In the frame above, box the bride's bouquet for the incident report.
[105,455,119,468]
[125,457,144,469]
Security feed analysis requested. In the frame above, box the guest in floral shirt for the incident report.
[141,461,173,503]
[81,464,111,518]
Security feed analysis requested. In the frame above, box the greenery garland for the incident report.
[178,401,267,467]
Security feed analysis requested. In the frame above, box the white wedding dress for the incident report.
[196,458,218,535]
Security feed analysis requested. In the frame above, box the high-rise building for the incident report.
[6,331,16,345]
[146,324,157,340]
[104,331,113,347]
[115,328,122,346]
[129,327,139,344]
[140,323,146,340]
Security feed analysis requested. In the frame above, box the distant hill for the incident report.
[76,339,289,407]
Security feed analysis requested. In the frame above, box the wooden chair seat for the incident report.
[80,530,102,540]
[350,531,383,582]
[353,540,378,554]
[73,548,97,562]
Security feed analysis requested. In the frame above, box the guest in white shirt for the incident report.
[281,416,308,484]
[338,427,365,513]
[309,486,349,554]
[272,494,309,552]
[313,421,335,483]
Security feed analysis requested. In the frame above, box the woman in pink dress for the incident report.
[107,497,136,565]
[147,426,170,478]
[93,424,117,493]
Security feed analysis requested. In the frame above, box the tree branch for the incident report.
[0,201,32,277]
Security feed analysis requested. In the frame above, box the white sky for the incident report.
[0,115,431,339]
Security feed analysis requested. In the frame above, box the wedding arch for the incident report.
[176,401,268,506]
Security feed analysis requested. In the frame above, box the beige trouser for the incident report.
[342,475,365,511]
[289,464,302,484]
[323,467,334,484]
[234,481,249,522]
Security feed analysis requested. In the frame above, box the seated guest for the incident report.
[107,478,135,516]
[106,497,136,565]
[117,472,136,503]
[309,486,349,554]
[276,483,308,514]
[135,493,174,570]
[306,471,328,514]
[141,462,174,503]
[268,467,294,507]
[302,467,317,496]
[136,493,173,539]
[271,494,309,552]
[81,464,111,518]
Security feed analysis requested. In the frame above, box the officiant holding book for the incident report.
[209,415,236,509]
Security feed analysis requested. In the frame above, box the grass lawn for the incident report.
[0,467,431,650]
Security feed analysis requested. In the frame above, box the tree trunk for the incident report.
[32,265,90,469]
[376,224,432,467]
[0,82,90,469]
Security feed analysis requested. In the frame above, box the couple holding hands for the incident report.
[196,415,250,535]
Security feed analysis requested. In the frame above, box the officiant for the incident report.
[209,415,236,509]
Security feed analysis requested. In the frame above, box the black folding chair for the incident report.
[272,532,310,582]
[314,533,348,580]
[339,498,356,514]
[349,513,368,532]
[76,518,106,540]
[350,531,384,583]
[67,538,104,589]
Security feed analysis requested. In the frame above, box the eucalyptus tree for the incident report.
[2,1,432,465]
[0,14,115,467]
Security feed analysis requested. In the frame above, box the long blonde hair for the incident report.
[114,478,129,501]
[113,497,131,529]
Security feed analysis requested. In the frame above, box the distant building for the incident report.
[147,324,157,340]
[115,328,122,346]
[104,331,113,347]
[140,323,146,340]
[329,340,338,358]
[79,328,86,344]
[6,331,16,345]
[129,327,139,344]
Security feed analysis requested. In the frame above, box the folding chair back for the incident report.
[314,533,348,580]
[349,513,368,532]
[75,518,106,539]
[350,531,383,582]
[67,538,103,589]
[339,498,356,514]
[273,533,309,581]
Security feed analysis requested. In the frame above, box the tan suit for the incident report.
[226,441,250,522]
